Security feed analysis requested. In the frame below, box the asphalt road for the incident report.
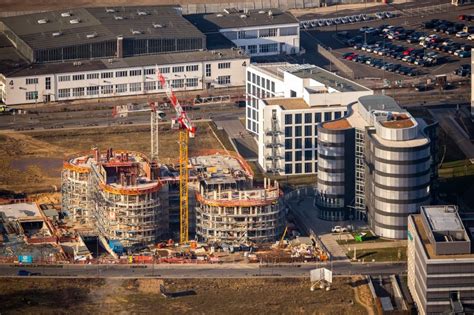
[0,261,406,278]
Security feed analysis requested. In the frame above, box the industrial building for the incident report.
[62,148,167,249]
[316,95,438,239]
[408,205,474,315]
[186,8,300,57]
[246,63,373,175]
[191,152,285,243]
[0,5,250,105]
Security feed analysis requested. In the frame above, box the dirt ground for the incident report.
[0,277,371,314]
[0,122,225,194]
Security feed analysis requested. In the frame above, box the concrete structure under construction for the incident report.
[316,95,438,239]
[408,205,474,315]
[62,148,166,249]
[190,153,285,243]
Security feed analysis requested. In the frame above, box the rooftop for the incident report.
[0,203,42,220]
[5,48,247,77]
[380,113,414,129]
[323,119,351,130]
[190,154,251,185]
[185,9,298,33]
[422,205,465,233]
[0,6,204,51]
[359,95,402,113]
[264,97,309,110]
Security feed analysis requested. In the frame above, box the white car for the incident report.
[331,226,348,233]
[456,31,469,38]
[468,34,474,40]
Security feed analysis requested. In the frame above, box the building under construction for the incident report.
[62,148,167,249]
[191,152,285,243]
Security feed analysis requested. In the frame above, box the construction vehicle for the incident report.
[156,66,196,244]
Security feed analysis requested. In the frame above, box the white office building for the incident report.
[246,63,373,175]
[187,8,300,57]
[1,49,249,105]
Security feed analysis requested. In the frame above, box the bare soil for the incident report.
[0,277,371,314]
[0,122,224,194]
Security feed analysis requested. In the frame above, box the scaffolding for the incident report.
[265,109,284,174]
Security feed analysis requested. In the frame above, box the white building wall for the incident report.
[221,23,300,57]
[2,57,249,105]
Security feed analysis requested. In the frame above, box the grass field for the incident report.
[0,277,372,314]
[347,247,407,262]
[0,122,226,194]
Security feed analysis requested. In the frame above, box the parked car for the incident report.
[458,50,471,58]
[332,226,348,233]
[455,64,471,76]
[415,84,432,92]
[456,31,469,38]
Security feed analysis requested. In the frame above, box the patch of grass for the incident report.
[346,247,407,262]
[439,160,474,178]
[208,121,236,153]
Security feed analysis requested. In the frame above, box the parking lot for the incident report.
[300,5,473,84]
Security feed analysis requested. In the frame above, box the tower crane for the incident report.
[156,66,196,244]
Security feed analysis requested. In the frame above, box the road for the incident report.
[0,261,406,278]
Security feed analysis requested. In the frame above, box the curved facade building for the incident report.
[191,153,285,243]
[62,148,167,248]
[316,120,354,221]
[316,95,437,239]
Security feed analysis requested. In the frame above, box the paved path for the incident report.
[214,119,258,160]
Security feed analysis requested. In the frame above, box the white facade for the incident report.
[221,24,300,57]
[1,53,249,105]
[246,63,373,175]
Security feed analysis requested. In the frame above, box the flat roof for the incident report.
[380,114,414,129]
[358,95,402,113]
[323,119,351,130]
[5,48,247,77]
[264,97,309,110]
[0,6,204,51]
[290,67,371,93]
[422,205,465,232]
[186,9,298,32]
[0,203,41,220]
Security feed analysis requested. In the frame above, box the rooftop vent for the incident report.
[258,10,266,14]
[131,30,142,35]
[52,31,63,37]
[114,15,124,20]
[268,10,273,17]
[86,32,97,39]
[73,61,82,66]
[105,8,116,13]
[37,19,49,24]
[69,18,81,24]
[137,10,148,16]
[240,14,247,19]
[216,13,223,17]
[152,23,163,28]
[61,12,72,17]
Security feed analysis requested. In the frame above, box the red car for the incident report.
[459,14,466,20]
[346,54,358,61]
[403,48,414,56]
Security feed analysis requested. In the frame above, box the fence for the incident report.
[316,44,355,79]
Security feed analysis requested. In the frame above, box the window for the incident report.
[45,77,51,90]
[295,114,302,124]
[26,78,38,85]
[290,90,297,97]
[186,65,199,72]
[285,114,292,125]
[115,84,127,93]
[295,163,302,174]
[186,78,198,87]
[144,81,156,91]
[295,138,302,149]
[172,66,184,73]
[72,87,84,97]
[305,163,312,173]
[247,71,251,82]
[256,75,260,86]
[218,62,231,69]
[129,82,141,92]
[159,67,170,74]
[172,79,184,88]
[248,45,257,54]
[58,89,70,98]
[72,74,85,81]
[295,151,302,161]
[285,139,292,149]
[101,72,113,79]
[101,85,113,94]
[285,164,292,174]
[315,112,322,123]
[271,81,275,92]
[205,64,211,77]
[238,30,246,39]
[295,126,302,137]
[259,28,278,37]
[144,68,155,75]
[280,26,298,36]
[344,111,348,116]
[87,86,99,96]
[129,70,142,76]
[335,111,342,119]
[58,75,70,82]
[305,113,312,124]
[305,125,312,136]
[259,43,278,53]
[115,71,127,77]
[25,91,38,100]
[87,73,99,80]
[217,76,231,85]
[324,112,332,121]
[285,127,292,137]
[285,152,292,162]
[305,150,313,160]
